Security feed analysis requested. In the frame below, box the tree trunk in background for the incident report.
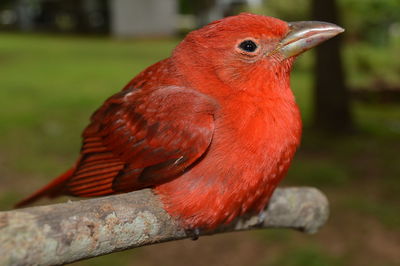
[311,0,353,132]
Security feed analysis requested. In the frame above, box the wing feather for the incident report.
[65,87,217,197]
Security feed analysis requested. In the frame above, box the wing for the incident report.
[66,86,217,197]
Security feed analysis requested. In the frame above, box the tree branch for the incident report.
[0,187,329,266]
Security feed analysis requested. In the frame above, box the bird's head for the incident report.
[173,13,344,95]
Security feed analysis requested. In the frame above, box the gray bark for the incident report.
[0,187,329,266]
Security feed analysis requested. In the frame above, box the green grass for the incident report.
[341,196,400,229]
[71,250,136,266]
[0,32,399,266]
[266,246,345,266]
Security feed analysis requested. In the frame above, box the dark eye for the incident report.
[238,40,258,52]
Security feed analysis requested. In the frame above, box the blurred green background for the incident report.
[0,0,399,265]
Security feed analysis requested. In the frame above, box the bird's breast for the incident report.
[214,95,301,162]
[155,93,302,229]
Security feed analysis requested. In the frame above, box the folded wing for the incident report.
[67,86,216,197]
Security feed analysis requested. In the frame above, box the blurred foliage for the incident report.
[261,0,311,21]
[344,42,400,88]
[179,0,192,14]
[339,0,400,45]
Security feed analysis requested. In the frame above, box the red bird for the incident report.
[16,13,343,231]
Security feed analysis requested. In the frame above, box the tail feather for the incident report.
[15,167,75,208]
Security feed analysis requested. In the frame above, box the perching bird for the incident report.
[16,13,343,231]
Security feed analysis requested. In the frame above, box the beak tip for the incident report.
[326,23,345,35]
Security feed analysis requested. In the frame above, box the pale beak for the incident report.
[278,21,344,58]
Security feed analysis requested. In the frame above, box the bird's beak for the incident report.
[277,21,344,58]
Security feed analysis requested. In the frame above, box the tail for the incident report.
[15,167,75,208]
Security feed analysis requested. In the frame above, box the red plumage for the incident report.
[16,13,343,230]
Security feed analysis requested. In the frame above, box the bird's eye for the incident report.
[238,40,258,53]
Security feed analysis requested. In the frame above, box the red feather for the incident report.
[16,13,343,230]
